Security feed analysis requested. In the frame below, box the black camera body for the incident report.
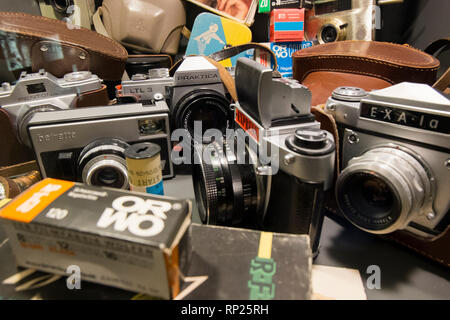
[192,58,336,254]
[117,56,233,140]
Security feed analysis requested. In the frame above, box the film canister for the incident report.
[124,142,164,195]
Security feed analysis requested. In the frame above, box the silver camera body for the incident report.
[233,59,336,189]
[0,69,102,147]
[192,58,336,254]
[305,0,375,44]
[326,83,450,237]
[117,56,232,138]
[27,102,174,189]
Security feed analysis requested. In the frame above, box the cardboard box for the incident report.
[253,41,313,77]
[178,224,312,300]
[269,8,305,42]
[185,12,252,67]
[0,178,191,299]
[259,0,311,13]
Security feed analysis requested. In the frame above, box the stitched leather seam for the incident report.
[390,238,449,267]
[295,53,437,67]
[1,32,126,63]
[0,13,127,59]
[295,40,438,66]
[295,56,439,71]
[301,69,395,84]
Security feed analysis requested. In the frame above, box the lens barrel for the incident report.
[192,141,261,227]
[172,89,232,141]
[78,138,130,189]
[336,147,433,234]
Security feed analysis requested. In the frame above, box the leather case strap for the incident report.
[0,11,128,81]
[0,109,34,167]
[0,161,38,178]
[424,38,450,56]
[75,85,110,108]
[425,38,450,92]
[208,43,279,72]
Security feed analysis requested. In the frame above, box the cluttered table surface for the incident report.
[1,173,449,300]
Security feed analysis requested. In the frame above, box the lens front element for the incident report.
[336,147,433,234]
[78,138,130,189]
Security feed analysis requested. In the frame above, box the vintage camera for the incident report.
[27,102,174,189]
[38,0,96,29]
[117,56,233,140]
[305,0,375,44]
[192,58,336,253]
[0,69,102,148]
[325,83,450,238]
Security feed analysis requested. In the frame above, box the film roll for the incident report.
[124,143,164,195]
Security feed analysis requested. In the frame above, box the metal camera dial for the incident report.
[63,71,93,82]
[286,128,335,156]
[331,86,367,102]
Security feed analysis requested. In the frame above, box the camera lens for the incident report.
[96,167,120,186]
[172,90,232,141]
[51,0,73,13]
[338,171,400,230]
[336,147,432,234]
[192,141,263,227]
[78,138,130,189]
[321,25,338,43]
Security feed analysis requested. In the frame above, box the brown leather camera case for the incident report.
[292,40,440,106]
[0,11,128,81]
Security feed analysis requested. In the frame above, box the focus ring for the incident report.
[202,159,219,224]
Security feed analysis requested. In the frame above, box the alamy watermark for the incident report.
[170,121,281,174]
[366,265,381,290]
[66,265,81,290]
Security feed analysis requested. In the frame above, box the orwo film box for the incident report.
[251,41,313,77]
[0,178,191,299]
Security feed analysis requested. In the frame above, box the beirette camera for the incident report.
[27,102,173,190]
[325,83,450,237]
[0,69,102,147]
[192,58,336,254]
[117,56,233,140]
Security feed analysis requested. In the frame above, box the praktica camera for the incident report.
[0,69,102,147]
[326,83,450,238]
[27,102,174,190]
[192,58,336,254]
[117,56,233,140]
